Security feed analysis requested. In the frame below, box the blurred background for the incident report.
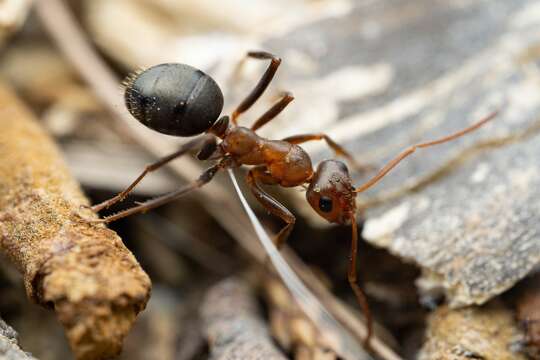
[1,0,540,359]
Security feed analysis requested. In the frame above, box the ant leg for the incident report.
[282,133,374,174]
[90,135,213,212]
[87,162,224,223]
[348,214,373,347]
[231,51,282,125]
[354,110,498,193]
[246,166,295,249]
[251,91,294,131]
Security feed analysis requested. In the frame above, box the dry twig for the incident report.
[517,273,540,357]
[0,83,151,360]
[0,0,33,45]
[264,277,339,359]
[201,278,287,360]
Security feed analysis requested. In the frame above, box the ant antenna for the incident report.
[354,110,499,194]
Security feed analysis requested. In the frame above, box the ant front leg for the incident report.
[90,135,214,212]
[348,214,373,347]
[282,133,374,175]
[246,166,295,249]
[231,51,282,125]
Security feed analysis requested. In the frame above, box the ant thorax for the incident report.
[220,127,314,187]
[220,127,261,159]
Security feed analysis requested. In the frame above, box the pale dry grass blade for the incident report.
[228,169,372,360]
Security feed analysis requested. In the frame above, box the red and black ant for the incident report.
[85,51,497,346]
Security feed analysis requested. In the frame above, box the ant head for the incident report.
[306,160,357,225]
[124,63,224,137]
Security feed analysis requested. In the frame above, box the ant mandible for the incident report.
[86,51,497,346]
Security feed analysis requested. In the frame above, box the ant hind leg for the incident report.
[231,51,282,125]
[86,158,227,223]
[90,135,214,212]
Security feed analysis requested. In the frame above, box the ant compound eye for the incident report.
[318,196,333,213]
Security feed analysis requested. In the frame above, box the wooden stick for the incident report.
[0,83,151,360]
[517,273,540,357]
[201,278,287,360]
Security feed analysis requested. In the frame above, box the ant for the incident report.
[85,51,497,346]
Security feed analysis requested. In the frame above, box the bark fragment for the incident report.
[0,318,37,360]
[418,303,526,360]
[0,83,151,360]
[364,130,540,307]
